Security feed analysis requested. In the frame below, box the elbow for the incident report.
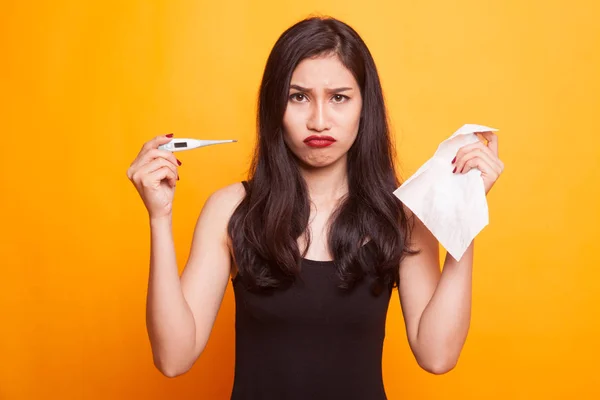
[150,339,204,378]
[157,364,187,379]
[421,360,457,375]
[153,353,195,378]
[412,336,465,375]
[155,359,190,378]
[416,354,458,375]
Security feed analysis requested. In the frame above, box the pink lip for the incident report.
[304,135,336,148]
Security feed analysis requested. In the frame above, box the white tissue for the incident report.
[393,124,498,261]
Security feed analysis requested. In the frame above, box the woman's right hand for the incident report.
[127,134,182,220]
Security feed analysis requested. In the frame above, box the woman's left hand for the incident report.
[452,131,504,195]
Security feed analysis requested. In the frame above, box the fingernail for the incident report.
[166,133,174,138]
[460,166,465,173]
[177,159,182,166]
[453,167,457,173]
[451,157,456,164]
[177,175,180,180]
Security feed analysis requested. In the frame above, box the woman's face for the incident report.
[282,54,363,169]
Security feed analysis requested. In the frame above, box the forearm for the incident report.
[415,241,474,371]
[146,216,196,375]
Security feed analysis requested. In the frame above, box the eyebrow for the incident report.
[289,84,354,93]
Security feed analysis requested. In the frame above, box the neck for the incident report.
[298,156,349,205]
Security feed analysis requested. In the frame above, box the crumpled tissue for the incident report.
[393,124,498,261]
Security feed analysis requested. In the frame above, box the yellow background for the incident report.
[2,0,599,399]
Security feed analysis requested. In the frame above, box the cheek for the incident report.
[337,104,362,142]
[282,109,306,143]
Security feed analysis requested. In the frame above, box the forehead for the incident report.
[290,55,358,88]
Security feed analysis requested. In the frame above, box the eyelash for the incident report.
[289,93,349,103]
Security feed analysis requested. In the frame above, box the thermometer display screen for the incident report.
[174,142,187,148]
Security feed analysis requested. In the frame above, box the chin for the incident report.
[297,151,345,169]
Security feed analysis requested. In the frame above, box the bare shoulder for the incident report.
[186,181,248,255]
[197,182,247,276]
[210,181,247,201]
[202,181,247,222]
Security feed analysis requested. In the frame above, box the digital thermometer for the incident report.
[159,138,237,152]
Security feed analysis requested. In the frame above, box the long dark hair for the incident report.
[227,16,417,294]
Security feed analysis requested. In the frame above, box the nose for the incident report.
[306,102,331,132]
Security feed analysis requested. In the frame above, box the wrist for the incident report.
[149,214,172,228]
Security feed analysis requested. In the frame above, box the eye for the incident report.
[290,93,308,102]
[332,94,349,103]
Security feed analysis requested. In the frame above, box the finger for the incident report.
[454,141,503,171]
[458,156,499,179]
[145,166,178,189]
[129,133,176,176]
[455,149,501,175]
[142,148,181,170]
[476,131,499,156]
[135,157,179,182]
[129,148,181,180]
[141,133,175,153]
[475,132,487,144]
[476,134,503,172]
[129,156,166,182]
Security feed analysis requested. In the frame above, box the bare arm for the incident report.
[398,129,502,374]
[146,183,244,377]
[398,208,473,374]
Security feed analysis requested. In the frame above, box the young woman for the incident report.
[127,16,503,400]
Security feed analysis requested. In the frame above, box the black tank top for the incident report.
[230,182,392,399]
